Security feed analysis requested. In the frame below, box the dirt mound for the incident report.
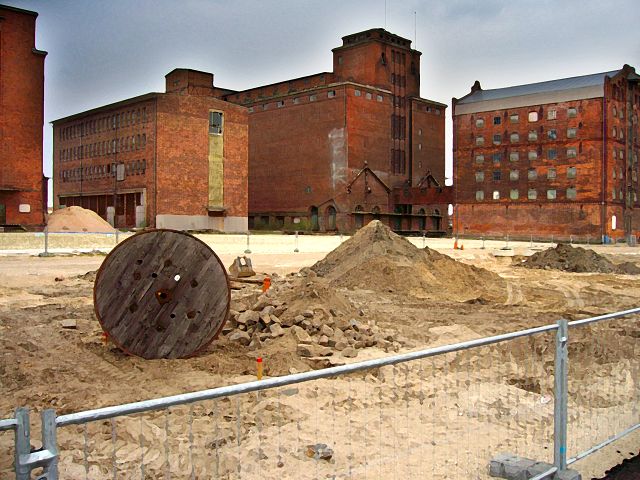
[47,206,115,233]
[522,244,640,274]
[311,220,505,302]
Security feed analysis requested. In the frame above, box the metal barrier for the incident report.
[2,308,638,479]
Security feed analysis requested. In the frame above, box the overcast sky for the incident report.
[7,0,640,201]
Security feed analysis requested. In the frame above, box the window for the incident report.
[612,126,617,137]
[328,90,336,98]
[509,114,519,123]
[613,149,617,159]
[528,130,538,141]
[309,94,317,101]
[547,189,557,200]
[567,107,577,118]
[547,129,557,140]
[547,168,557,179]
[418,143,422,151]
[528,150,538,161]
[276,100,284,108]
[493,134,502,145]
[418,128,423,136]
[613,168,617,179]
[365,92,372,100]
[510,133,519,143]
[476,118,485,128]
[510,189,519,200]
[567,166,577,179]
[510,152,519,162]
[567,128,577,138]
[619,129,624,140]
[619,108,624,119]
[548,110,557,120]
[493,190,500,200]
[567,187,577,200]
[293,98,300,104]
[510,169,519,181]
[528,168,537,180]
[475,171,485,182]
[354,89,361,97]
[493,170,501,181]
[493,116,501,125]
[567,147,577,158]
[476,190,484,201]
[476,136,485,146]
[492,153,502,163]
[376,95,383,102]
[528,111,539,122]
[475,155,485,164]
[548,149,557,160]
[248,107,254,113]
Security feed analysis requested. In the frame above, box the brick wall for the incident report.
[156,94,248,219]
[0,6,46,227]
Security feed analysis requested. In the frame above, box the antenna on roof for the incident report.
[384,0,387,29]
[414,11,417,48]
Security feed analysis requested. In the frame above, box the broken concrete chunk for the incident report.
[228,331,251,346]
[237,310,259,325]
[269,323,285,338]
[341,346,358,358]
[301,310,314,318]
[320,325,334,337]
[291,326,312,344]
[61,319,77,329]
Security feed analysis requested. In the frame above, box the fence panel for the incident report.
[48,330,557,479]
[0,419,16,478]
[566,314,640,470]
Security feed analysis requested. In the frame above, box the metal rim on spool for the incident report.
[93,229,230,359]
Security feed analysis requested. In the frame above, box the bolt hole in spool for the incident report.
[94,229,230,359]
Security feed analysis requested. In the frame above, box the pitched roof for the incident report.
[457,70,620,105]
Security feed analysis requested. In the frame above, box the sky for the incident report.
[6,0,640,203]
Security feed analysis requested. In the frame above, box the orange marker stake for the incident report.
[256,357,263,380]
[262,277,271,292]
[101,332,109,346]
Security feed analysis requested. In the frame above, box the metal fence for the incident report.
[1,308,638,479]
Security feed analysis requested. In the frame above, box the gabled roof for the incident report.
[454,68,636,115]
[457,70,619,105]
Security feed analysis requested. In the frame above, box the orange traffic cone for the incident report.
[460,243,464,250]
[262,277,271,292]
[453,239,458,249]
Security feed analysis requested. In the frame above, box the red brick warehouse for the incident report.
[222,28,452,234]
[0,4,47,229]
[453,65,640,242]
[52,69,248,231]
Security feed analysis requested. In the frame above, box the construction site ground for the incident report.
[1,231,639,479]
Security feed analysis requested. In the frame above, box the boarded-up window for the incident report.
[528,111,538,122]
[510,133,519,143]
[528,168,537,180]
[567,128,577,138]
[493,190,500,200]
[510,152,519,162]
[209,112,223,134]
[547,189,557,200]
[567,147,577,158]
[528,189,537,200]
[567,187,577,200]
[547,168,557,179]
[567,166,577,179]
[475,155,485,164]
[475,171,484,182]
[476,190,484,200]
[510,169,519,181]
[567,107,577,118]
[476,118,485,128]
[510,189,519,200]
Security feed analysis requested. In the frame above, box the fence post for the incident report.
[41,409,59,480]
[15,407,30,480]
[15,407,59,480]
[44,226,49,255]
[554,319,569,471]
[294,231,299,253]
[244,231,251,254]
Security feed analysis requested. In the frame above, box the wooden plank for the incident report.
[94,229,230,359]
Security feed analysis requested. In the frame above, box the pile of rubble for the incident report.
[224,278,403,363]
[521,243,640,274]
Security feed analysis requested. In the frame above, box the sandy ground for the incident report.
[0,233,638,479]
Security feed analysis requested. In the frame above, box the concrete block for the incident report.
[554,470,582,480]
[526,461,554,477]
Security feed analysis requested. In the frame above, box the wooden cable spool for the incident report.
[94,229,230,359]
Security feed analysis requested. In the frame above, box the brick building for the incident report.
[453,65,640,242]
[0,4,47,229]
[222,28,451,233]
[52,69,248,231]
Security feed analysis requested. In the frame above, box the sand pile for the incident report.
[522,244,640,274]
[311,220,505,302]
[47,206,115,233]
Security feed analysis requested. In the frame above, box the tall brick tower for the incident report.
[0,4,47,228]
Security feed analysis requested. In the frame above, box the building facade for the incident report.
[223,29,451,233]
[0,4,47,229]
[52,69,248,231]
[453,65,640,242]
